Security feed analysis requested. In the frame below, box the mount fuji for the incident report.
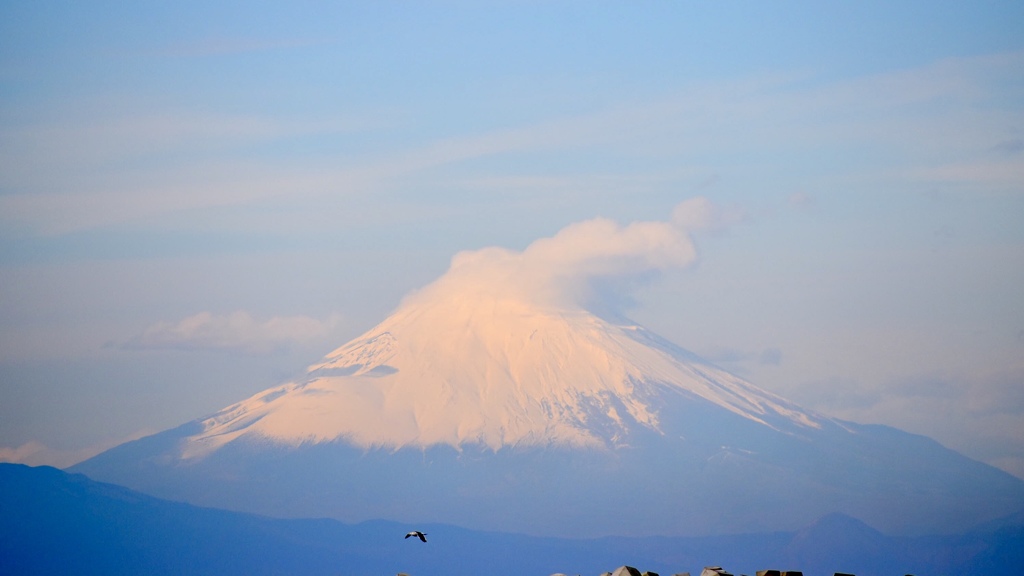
[73,206,1024,537]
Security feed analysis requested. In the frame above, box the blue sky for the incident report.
[1,2,1023,476]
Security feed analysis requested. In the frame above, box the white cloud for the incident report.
[670,196,746,232]
[404,199,715,314]
[124,311,342,355]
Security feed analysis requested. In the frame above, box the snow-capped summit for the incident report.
[183,290,823,459]
[181,206,822,460]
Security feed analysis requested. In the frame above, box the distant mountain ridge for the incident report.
[4,464,1022,576]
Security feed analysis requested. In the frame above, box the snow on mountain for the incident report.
[183,293,824,459]
[181,204,822,459]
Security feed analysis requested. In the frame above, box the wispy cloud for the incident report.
[992,138,1024,155]
[670,196,747,233]
[698,346,785,373]
[0,112,378,235]
[909,159,1024,190]
[158,36,332,58]
[123,311,342,355]
[787,192,815,209]
[786,367,1024,479]
[3,51,1021,238]
[0,430,155,469]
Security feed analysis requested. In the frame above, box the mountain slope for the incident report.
[1,463,375,576]
[182,297,823,459]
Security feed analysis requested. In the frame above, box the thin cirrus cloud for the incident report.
[158,36,332,58]
[123,311,341,355]
[0,112,378,236]
[780,367,1024,479]
[0,112,369,183]
[1,51,1020,239]
[0,429,155,469]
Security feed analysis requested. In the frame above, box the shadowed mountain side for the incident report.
[71,396,1024,538]
[3,464,1022,576]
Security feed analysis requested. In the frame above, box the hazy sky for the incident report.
[1,2,1023,478]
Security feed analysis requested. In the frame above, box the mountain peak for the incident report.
[71,207,1024,538]
[181,290,823,460]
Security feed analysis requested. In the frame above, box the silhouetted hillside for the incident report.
[2,464,1021,575]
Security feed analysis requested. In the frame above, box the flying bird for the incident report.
[404,531,427,542]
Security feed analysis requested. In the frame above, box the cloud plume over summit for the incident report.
[403,198,715,314]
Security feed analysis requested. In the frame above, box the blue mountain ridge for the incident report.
[3,463,1022,576]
